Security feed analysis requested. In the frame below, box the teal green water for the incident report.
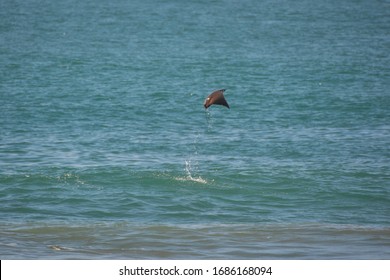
[1,0,390,259]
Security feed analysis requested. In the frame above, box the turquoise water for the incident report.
[1,0,390,259]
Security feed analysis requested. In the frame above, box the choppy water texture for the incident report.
[1,0,390,259]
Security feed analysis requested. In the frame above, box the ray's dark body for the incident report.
[204,89,230,109]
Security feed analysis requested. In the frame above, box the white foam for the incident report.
[175,175,208,184]
[174,160,208,184]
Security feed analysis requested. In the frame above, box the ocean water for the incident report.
[1,0,390,259]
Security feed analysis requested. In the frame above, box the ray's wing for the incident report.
[213,93,230,108]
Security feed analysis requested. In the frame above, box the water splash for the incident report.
[174,160,207,184]
[205,110,213,132]
[174,112,210,184]
[184,159,196,177]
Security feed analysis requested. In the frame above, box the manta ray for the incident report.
[204,89,230,109]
